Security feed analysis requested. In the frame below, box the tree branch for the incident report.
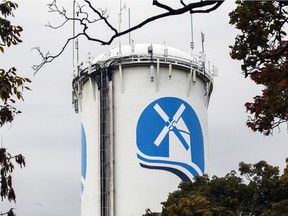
[33,0,224,72]
[153,0,174,12]
[32,32,83,72]
[84,0,118,34]
[104,1,223,45]
[180,0,187,7]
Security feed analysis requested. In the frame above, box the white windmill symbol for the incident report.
[153,103,191,162]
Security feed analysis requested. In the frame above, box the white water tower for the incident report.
[72,43,214,216]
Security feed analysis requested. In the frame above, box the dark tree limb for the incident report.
[152,0,174,12]
[180,0,187,7]
[33,0,224,72]
[32,32,83,72]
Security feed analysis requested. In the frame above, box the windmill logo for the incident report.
[136,97,204,182]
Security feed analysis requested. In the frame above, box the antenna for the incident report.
[73,0,76,69]
[201,31,205,53]
[190,13,194,55]
[118,0,126,55]
[75,38,80,76]
[200,31,206,79]
[128,8,131,45]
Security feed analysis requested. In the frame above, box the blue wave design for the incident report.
[137,154,200,181]
[140,163,191,182]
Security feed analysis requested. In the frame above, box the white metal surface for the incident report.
[74,44,213,216]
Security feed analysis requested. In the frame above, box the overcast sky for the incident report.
[1,1,287,216]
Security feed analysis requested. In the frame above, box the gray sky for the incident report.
[1,1,287,216]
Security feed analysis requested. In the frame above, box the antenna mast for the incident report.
[201,31,205,53]
[118,0,126,54]
[128,8,131,45]
[72,0,76,72]
[190,13,194,55]
[72,0,80,77]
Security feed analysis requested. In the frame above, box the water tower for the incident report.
[72,43,215,216]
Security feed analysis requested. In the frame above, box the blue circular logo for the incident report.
[136,97,204,181]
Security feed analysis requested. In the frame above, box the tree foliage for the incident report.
[0,1,28,215]
[0,67,31,126]
[0,0,31,126]
[229,0,288,135]
[144,160,288,216]
[0,148,25,202]
[0,0,22,53]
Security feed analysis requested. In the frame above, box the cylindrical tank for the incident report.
[72,43,214,216]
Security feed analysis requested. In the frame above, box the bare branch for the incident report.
[34,0,224,72]
[32,33,82,73]
[190,1,224,13]
[180,0,187,7]
[103,1,223,45]
[153,0,174,12]
[84,0,118,34]
[45,19,68,29]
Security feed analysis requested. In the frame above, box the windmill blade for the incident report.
[153,103,187,146]
[153,103,169,122]
[172,103,185,123]
[154,125,169,146]
[153,103,171,146]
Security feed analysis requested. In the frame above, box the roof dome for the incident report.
[93,43,193,64]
